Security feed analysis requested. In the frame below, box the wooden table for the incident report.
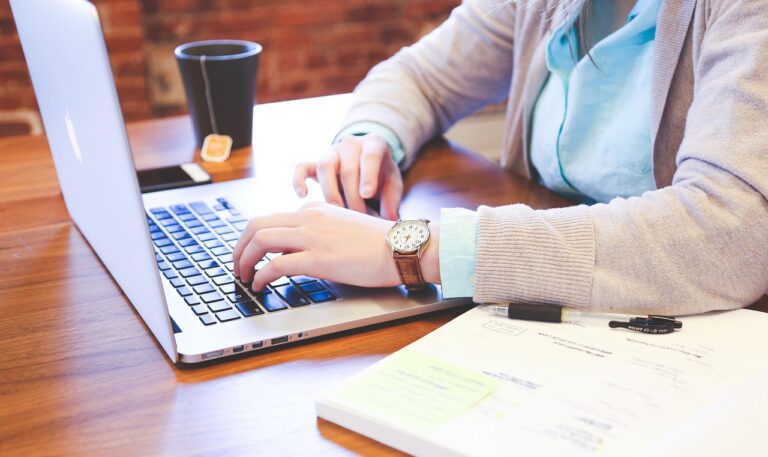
[0,95,764,456]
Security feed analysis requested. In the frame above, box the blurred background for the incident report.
[0,0,459,137]
[0,0,505,159]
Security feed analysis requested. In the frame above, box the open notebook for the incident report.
[317,306,768,457]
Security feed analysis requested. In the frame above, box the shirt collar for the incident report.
[546,0,663,76]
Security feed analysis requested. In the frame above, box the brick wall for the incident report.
[0,0,458,137]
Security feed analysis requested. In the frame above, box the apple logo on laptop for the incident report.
[65,108,83,163]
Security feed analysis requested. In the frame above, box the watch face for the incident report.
[388,220,430,253]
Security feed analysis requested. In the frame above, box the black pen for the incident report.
[478,303,682,334]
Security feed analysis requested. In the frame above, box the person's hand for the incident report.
[233,202,440,292]
[293,133,403,221]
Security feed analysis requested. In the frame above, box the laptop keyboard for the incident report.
[147,197,337,326]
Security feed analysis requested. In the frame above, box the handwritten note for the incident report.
[334,350,497,432]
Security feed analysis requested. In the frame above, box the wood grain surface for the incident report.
[0,95,764,456]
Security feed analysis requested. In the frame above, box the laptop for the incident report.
[10,0,469,364]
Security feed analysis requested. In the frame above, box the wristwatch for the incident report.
[386,219,431,291]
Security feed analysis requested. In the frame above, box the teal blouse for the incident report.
[342,0,661,298]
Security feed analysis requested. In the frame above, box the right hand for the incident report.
[293,133,403,221]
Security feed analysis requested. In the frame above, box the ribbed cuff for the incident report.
[473,204,595,308]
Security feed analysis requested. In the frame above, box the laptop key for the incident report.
[226,293,248,303]
[214,226,233,235]
[232,221,247,231]
[235,301,264,317]
[197,259,219,270]
[257,292,288,312]
[227,240,238,248]
[202,213,219,222]
[270,276,290,287]
[221,232,239,242]
[191,226,209,235]
[193,283,216,295]
[204,240,223,249]
[220,283,236,294]
[180,239,198,248]
[165,223,183,233]
[172,231,191,241]
[150,231,166,240]
[224,262,234,271]
[199,314,216,326]
[163,270,178,279]
[227,216,247,223]
[212,246,231,256]
[308,290,336,303]
[170,277,185,288]
[184,219,203,228]
[179,267,201,278]
[191,252,212,262]
[299,281,326,293]
[166,252,186,262]
[190,305,208,316]
[189,201,213,215]
[177,286,192,297]
[149,207,167,215]
[172,259,193,270]
[185,245,204,254]
[226,286,250,303]
[274,284,310,307]
[290,276,315,285]
[215,309,240,322]
[160,245,180,255]
[178,213,196,222]
[154,210,173,220]
[154,238,172,248]
[208,219,226,228]
[157,261,170,271]
[217,253,233,263]
[205,267,227,278]
[209,301,233,313]
[170,204,191,215]
[201,291,224,303]
[186,275,208,286]
[214,275,234,286]
[198,232,217,241]
[184,295,201,306]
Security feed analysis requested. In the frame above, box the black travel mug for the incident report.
[175,40,261,150]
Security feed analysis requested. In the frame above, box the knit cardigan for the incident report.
[339,0,768,314]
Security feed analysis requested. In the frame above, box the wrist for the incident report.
[421,222,440,284]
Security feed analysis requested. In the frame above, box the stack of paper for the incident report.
[317,307,768,456]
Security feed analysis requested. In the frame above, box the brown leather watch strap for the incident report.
[393,252,427,291]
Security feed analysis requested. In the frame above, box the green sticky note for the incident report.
[334,350,498,432]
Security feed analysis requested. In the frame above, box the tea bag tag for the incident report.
[201,133,232,163]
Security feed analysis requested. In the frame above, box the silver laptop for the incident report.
[11,0,469,364]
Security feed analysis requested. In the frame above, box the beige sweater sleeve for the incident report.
[476,0,768,314]
[339,0,516,169]
[342,0,768,315]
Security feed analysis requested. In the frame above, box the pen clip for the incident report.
[609,315,683,334]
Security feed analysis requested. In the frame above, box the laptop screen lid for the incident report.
[11,0,178,361]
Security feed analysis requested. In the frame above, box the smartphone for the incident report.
[137,163,212,193]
